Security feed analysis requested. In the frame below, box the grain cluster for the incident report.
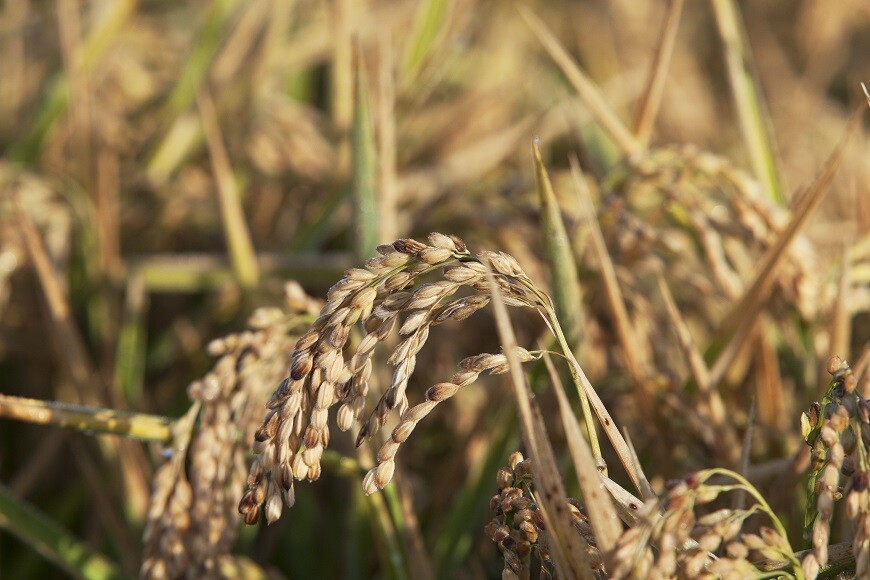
[238,233,552,525]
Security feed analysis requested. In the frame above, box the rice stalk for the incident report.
[197,88,260,289]
[351,52,379,257]
[520,7,641,158]
[400,0,451,86]
[487,263,595,578]
[710,0,785,205]
[631,0,684,148]
[709,110,862,389]
[543,353,621,553]
[532,140,584,347]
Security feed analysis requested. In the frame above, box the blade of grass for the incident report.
[383,473,433,580]
[251,0,295,100]
[534,285,651,496]
[600,476,645,526]
[57,0,92,189]
[95,147,122,279]
[376,32,399,244]
[733,396,756,511]
[708,111,863,388]
[102,318,160,532]
[351,50,379,259]
[144,0,238,186]
[527,402,593,579]
[543,353,621,553]
[145,113,202,187]
[197,88,260,289]
[166,0,237,118]
[486,264,593,579]
[710,0,785,204]
[400,0,449,85]
[631,0,684,148]
[550,319,650,498]
[332,0,354,178]
[520,7,640,158]
[533,139,584,346]
[532,294,603,473]
[0,483,123,580]
[210,0,271,85]
[754,317,785,429]
[356,445,411,580]
[113,274,147,407]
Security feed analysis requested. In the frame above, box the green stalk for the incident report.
[434,416,517,579]
[0,394,173,443]
[0,484,123,580]
[532,141,584,347]
[701,468,801,576]
[401,0,449,84]
[710,0,785,205]
[113,275,147,406]
[351,57,379,259]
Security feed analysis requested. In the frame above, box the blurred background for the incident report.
[0,0,868,577]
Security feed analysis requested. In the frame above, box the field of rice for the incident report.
[0,1,868,578]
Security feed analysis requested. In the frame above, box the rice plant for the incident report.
[0,1,868,578]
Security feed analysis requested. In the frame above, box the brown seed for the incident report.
[427,232,457,251]
[496,468,513,490]
[827,355,844,375]
[449,235,467,252]
[393,238,427,254]
[419,247,452,264]
[377,440,400,462]
[365,256,387,270]
[345,267,377,281]
[374,460,395,489]
[244,508,260,526]
[426,382,460,402]
[336,404,355,432]
[399,311,429,335]
[296,329,320,350]
[402,400,437,423]
[384,271,411,290]
[382,252,411,267]
[362,470,379,495]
